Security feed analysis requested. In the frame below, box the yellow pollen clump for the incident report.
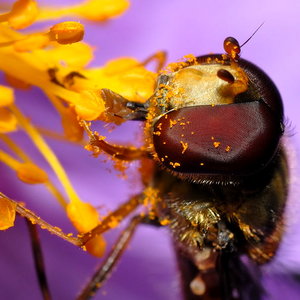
[156,122,162,130]
[143,187,160,218]
[180,141,188,154]
[225,145,231,152]
[107,216,121,229]
[160,219,171,226]
[182,54,197,64]
[169,119,177,128]
[200,162,204,166]
[170,162,180,168]
[213,141,221,148]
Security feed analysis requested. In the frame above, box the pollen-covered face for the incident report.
[157,62,248,109]
[151,55,284,179]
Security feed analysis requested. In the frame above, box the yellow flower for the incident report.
[37,0,130,22]
[0,0,39,30]
[0,0,156,260]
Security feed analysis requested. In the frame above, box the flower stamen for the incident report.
[0,0,39,30]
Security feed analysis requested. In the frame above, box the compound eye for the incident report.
[153,102,282,176]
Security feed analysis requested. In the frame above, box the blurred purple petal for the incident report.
[0,0,300,299]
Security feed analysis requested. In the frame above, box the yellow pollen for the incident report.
[213,141,221,148]
[156,122,162,130]
[160,219,171,226]
[169,119,177,128]
[170,162,180,168]
[180,141,188,154]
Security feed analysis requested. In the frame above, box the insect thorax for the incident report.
[153,147,288,264]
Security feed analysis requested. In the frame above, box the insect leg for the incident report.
[141,50,167,72]
[25,219,52,300]
[1,192,141,247]
[79,194,141,245]
[81,120,150,161]
[0,192,81,246]
[218,251,263,300]
[76,215,143,300]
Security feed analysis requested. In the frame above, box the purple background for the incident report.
[1,0,300,299]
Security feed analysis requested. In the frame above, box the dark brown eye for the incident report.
[153,101,282,176]
[238,59,284,120]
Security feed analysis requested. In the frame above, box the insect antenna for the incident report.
[240,22,264,48]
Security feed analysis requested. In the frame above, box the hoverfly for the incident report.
[75,36,287,299]
[0,35,290,300]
